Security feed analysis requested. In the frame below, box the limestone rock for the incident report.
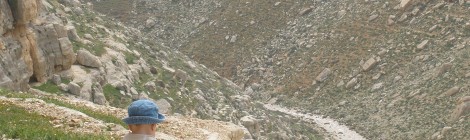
[230,35,237,43]
[0,36,33,91]
[346,78,358,89]
[31,23,76,82]
[156,99,172,114]
[387,15,396,26]
[0,0,14,35]
[66,25,81,41]
[9,0,40,25]
[68,82,81,96]
[77,50,102,68]
[362,57,378,71]
[337,10,346,18]
[398,13,408,22]
[59,0,81,7]
[58,37,76,68]
[240,116,260,139]
[52,74,61,85]
[58,83,68,91]
[174,69,189,83]
[435,63,452,78]
[299,7,313,16]
[92,84,107,105]
[417,40,429,50]
[368,14,378,21]
[442,86,460,97]
[54,24,68,38]
[84,34,94,40]
[450,96,470,121]
[400,0,412,9]
[315,68,331,82]
[371,83,383,91]
[130,87,138,95]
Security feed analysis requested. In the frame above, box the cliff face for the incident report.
[0,0,75,91]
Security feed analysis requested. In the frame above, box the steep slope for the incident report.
[1,0,331,139]
[0,89,245,140]
[93,0,470,139]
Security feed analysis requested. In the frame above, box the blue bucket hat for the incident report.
[123,100,165,124]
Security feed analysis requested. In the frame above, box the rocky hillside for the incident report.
[91,0,470,139]
[0,0,330,139]
[0,89,245,140]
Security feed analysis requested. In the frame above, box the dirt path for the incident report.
[263,104,366,140]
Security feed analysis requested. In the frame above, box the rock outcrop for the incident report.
[450,96,470,122]
[76,49,102,68]
[0,0,76,90]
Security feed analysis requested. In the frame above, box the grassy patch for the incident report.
[33,81,63,94]
[103,84,131,108]
[124,51,138,64]
[0,89,126,128]
[43,98,127,128]
[92,41,108,56]
[0,101,112,139]
[71,40,107,56]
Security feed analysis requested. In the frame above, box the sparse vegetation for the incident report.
[124,51,137,64]
[103,84,131,108]
[33,81,63,94]
[0,101,111,140]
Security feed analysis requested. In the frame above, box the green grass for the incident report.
[124,51,137,64]
[43,98,127,128]
[91,40,108,56]
[33,81,63,94]
[0,89,127,128]
[103,84,131,108]
[0,101,112,140]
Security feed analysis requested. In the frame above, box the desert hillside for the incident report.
[1,0,328,139]
[89,0,470,139]
[1,0,470,140]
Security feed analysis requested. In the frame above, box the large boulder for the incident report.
[68,82,81,96]
[155,99,172,114]
[9,0,40,25]
[0,0,14,34]
[31,23,76,82]
[240,116,260,139]
[66,25,81,41]
[450,96,470,122]
[92,83,107,105]
[76,49,102,68]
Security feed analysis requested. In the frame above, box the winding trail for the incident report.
[263,104,366,140]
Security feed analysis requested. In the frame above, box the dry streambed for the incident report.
[264,104,366,140]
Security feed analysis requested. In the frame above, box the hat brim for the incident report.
[123,115,165,124]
